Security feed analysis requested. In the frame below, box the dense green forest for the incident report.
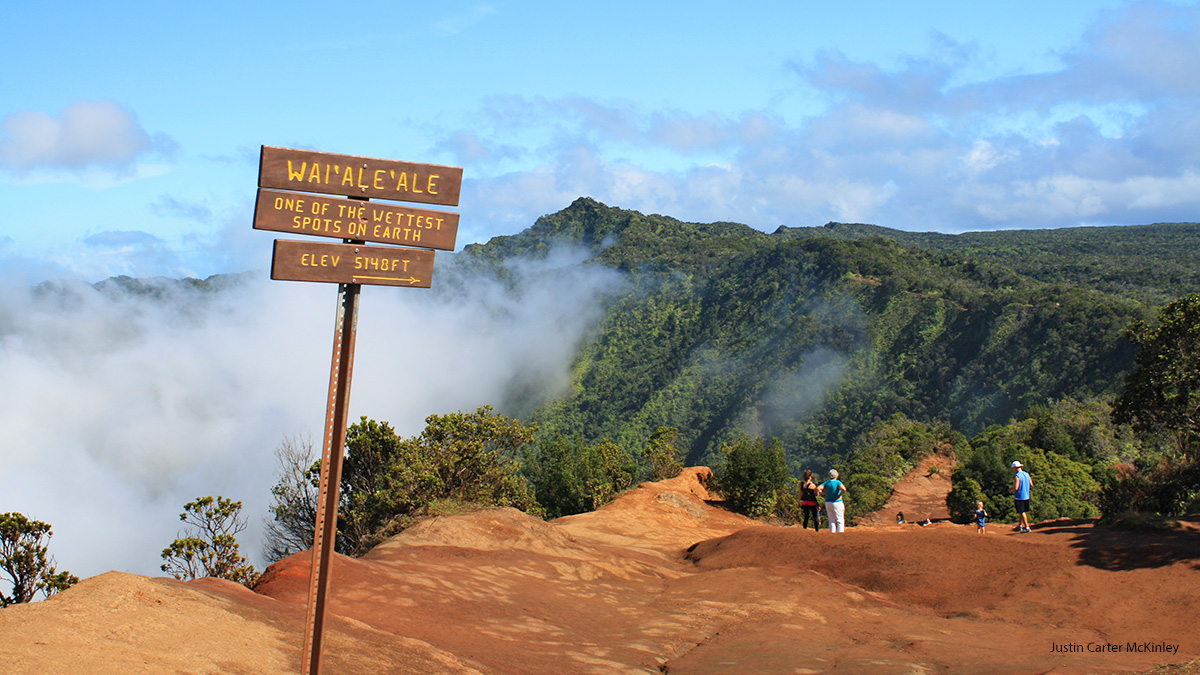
[463,197,1182,472]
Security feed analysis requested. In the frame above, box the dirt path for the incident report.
[858,453,956,526]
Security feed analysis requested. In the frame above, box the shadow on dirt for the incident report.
[1036,518,1200,571]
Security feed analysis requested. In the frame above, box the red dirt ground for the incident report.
[2,466,1198,674]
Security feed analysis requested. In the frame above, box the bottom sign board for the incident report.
[271,239,434,288]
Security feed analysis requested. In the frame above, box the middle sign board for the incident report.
[254,188,459,251]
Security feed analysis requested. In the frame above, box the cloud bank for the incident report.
[0,246,623,582]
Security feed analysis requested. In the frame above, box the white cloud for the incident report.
[0,246,625,582]
[0,100,175,177]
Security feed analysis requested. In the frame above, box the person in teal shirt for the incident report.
[820,469,847,533]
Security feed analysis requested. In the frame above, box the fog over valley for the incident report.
[0,247,624,579]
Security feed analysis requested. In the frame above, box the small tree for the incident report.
[526,435,637,519]
[339,407,542,555]
[161,496,258,586]
[642,426,685,482]
[263,435,320,563]
[1,512,78,607]
[712,437,790,518]
[946,475,987,524]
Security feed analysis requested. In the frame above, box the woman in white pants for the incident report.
[821,469,847,533]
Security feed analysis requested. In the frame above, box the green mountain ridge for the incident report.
[463,198,1194,467]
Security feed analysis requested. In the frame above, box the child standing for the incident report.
[974,501,987,534]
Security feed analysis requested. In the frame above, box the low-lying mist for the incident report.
[0,245,626,581]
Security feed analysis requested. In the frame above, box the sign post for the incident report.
[254,146,462,675]
[301,280,358,675]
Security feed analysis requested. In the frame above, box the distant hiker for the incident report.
[896,511,905,525]
[920,517,931,527]
[974,501,987,534]
[799,470,821,531]
[820,470,847,533]
[1011,461,1033,533]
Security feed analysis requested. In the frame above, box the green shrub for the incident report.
[642,426,685,482]
[334,407,540,555]
[712,437,790,518]
[946,475,986,524]
[844,473,893,524]
[525,435,637,519]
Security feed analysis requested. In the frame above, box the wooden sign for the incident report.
[259,146,463,206]
[271,239,434,288]
[253,189,459,251]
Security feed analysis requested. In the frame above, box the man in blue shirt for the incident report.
[1011,461,1033,533]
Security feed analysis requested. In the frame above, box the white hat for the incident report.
[1011,461,1023,468]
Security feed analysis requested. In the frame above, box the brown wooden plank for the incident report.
[253,189,459,251]
[258,146,463,206]
[271,239,434,288]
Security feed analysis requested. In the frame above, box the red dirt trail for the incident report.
[2,466,1198,674]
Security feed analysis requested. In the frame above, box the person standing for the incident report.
[799,470,821,531]
[1011,461,1033,533]
[821,469,847,533]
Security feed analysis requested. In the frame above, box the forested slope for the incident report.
[464,198,1172,467]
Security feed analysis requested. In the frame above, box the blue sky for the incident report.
[4,0,1199,282]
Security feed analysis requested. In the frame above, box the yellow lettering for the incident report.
[411,229,421,243]
[292,216,302,229]
[395,172,409,191]
[427,174,439,194]
[307,163,321,182]
[357,166,368,189]
[287,161,305,181]
[412,172,424,193]
[373,169,385,190]
[434,217,443,231]
[341,168,355,187]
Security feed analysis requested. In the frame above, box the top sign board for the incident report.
[258,146,463,207]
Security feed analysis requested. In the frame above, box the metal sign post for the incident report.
[301,281,358,675]
[252,146,462,675]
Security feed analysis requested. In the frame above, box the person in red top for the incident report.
[798,469,821,531]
